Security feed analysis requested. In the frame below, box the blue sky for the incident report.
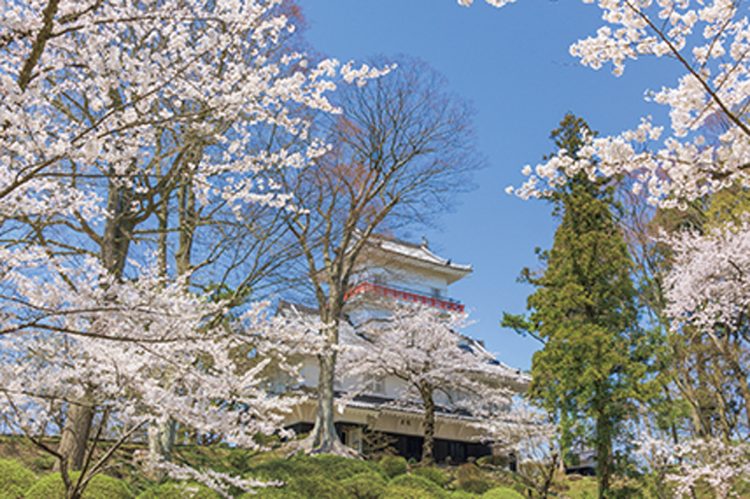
[303,0,680,370]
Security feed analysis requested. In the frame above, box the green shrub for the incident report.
[247,455,309,480]
[244,450,288,468]
[245,453,381,499]
[458,479,495,495]
[0,459,35,499]
[249,454,380,482]
[341,472,388,499]
[240,485,305,498]
[609,475,648,498]
[241,475,345,499]
[309,454,382,480]
[284,475,347,498]
[389,474,447,498]
[475,455,512,468]
[379,455,408,478]
[25,472,132,499]
[29,455,56,472]
[247,454,426,498]
[456,463,482,483]
[383,485,437,499]
[563,475,598,499]
[628,473,674,499]
[455,464,494,494]
[413,467,451,487]
[136,481,220,499]
[481,487,525,499]
[448,491,478,498]
[225,449,256,474]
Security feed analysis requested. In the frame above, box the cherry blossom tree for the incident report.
[666,439,750,498]
[0,260,317,497]
[338,303,528,464]
[635,433,750,498]
[476,401,560,499]
[664,222,750,436]
[0,0,387,494]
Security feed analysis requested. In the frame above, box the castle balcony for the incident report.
[344,281,465,313]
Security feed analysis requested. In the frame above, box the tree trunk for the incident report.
[595,413,612,499]
[420,383,436,465]
[58,180,135,470]
[540,452,559,499]
[149,168,193,466]
[722,339,750,432]
[56,402,94,471]
[310,345,341,452]
[147,419,176,477]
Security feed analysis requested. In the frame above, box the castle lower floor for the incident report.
[288,421,492,463]
[284,397,498,464]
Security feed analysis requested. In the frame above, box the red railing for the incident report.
[344,281,465,312]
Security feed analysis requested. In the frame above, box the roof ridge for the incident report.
[369,232,424,249]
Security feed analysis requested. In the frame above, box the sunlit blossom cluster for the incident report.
[338,304,529,435]
[457,0,516,7]
[665,222,750,332]
[0,0,387,221]
[473,0,750,207]
[636,435,750,498]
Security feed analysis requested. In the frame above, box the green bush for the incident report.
[448,491,478,498]
[25,472,132,499]
[456,463,482,483]
[341,472,388,499]
[245,453,382,499]
[383,485,437,499]
[379,455,408,478]
[29,455,56,472]
[460,480,495,495]
[240,485,305,498]
[475,455,513,468]
[413,466,451,487]
[609,475,648,499]
[389,474,447,498]
[627,473,674,499]
[283,475,347,498]
[225,449,256,474]
[480,487,525,499]
[0,459,36,499]
[249,454,380,482]
[455,464,494,494]
[309,454,383,480]
[563,475,598,499]
[241,474,345,499]
[247,455,311,481]
[136,481,220,499]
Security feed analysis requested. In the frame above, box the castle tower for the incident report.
[344,234,472,324]
[283,234,524,463]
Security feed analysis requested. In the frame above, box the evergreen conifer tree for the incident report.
[504,114,642,498]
